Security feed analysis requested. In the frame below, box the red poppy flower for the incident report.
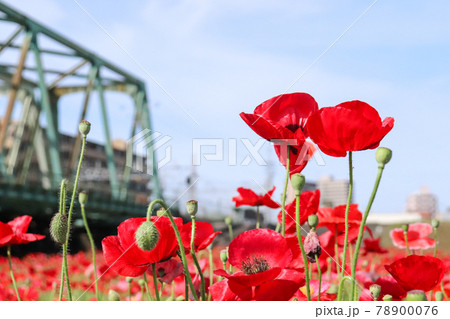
[385,255,445,292]
[374,276,407,300]
[295,280,334,301]
[215,229,292,287]
[232,186,280,209]
[306,100,394,157]
[102,216,183,277]
[150,258,184,284]
[209,269,304,301]
[317,205,363,245]
[390,223,435,250]
[277,190,320,234]
[240,93,318,174]
[362,237,388,255]
[180,221,221,252]
[0,215,45,246]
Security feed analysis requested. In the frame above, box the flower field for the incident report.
[1,93,449,301]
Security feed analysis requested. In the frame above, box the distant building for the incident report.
[317,175,349,207]
[406,186,437,219]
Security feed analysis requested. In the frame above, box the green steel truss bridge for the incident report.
[0,3,162,224]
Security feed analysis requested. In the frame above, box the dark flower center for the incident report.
[241,255,270,275]
[285,124,302,133]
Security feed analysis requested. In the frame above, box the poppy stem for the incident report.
[143,272,154,301]
[208,244,214,300]
[434,228,438,258]
[7,246,21,301]
[295,193,311,301]
[256,205,260,229]
[337,276,352,301]
[281,147,290,237]
[315,254,322,301]
[171,281,175,300]
[403,231,411,255]
[128,280,132,301]
[440,281,449,301]
[340,151,353,280]
[58,179,67,301]
[152,263,160,301]
[80,202,99,301]
[185,275,189,300]
[350,165,385,301]
[146,199,199,301]
[190,217,206,300]
[334,225,339,277]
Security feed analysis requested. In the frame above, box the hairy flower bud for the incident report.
[108,289,120,301]
[126,277,133,284]
[431,219,440,229]
[405,290,427,301]
[291,173,305,196]
[78,120,91,136]
[376,147,392,168]
[304,230,322,262]
[220,249,228,263]
[224,217,232,226]
[370,284,381,300]
[156,207,168,217]
[308,214,319,229]
[78,191,88,206]
[186,200,198,217]
[435,291,443,301]
[138,279,145,288]
[50,213,68,244]
[402,224,409,233]
[135,221,159,251]
[382,294,393,301]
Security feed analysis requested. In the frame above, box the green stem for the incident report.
[275,223,281,233]
[227,224,234,241]
[80,203,99,301]
[334,225,339,277]
[61,135,87,301]
[152,264,160,301]
[7,246,21,301]
[337,276,352,301]
[404,231,411,255]
[128,281,132,301]
[208,246,214,301]
[315,254,322,301]
[171,281,176,300]
[295,193,311,301]
[256,205,260,229]
[190,217,206,301]
[351,165,384,301]
[143,273,153,301]
[185,275,189,301]
[434,228,438,258]
[281,147,290,237]
[340,151,353,279]
[146,199,199,301]
[58,179,67,301]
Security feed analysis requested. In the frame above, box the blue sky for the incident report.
[1,0,449,218]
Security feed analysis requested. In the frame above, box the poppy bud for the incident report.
[78,191,88,206]
[432,219,440,229]
[308,214,319,229]
[126,277,133,284]
[382,294,393,301]
[135,221,159,251]
[291,173,305,196]
[138,279,145,288]
[186,200,198,217]
[376,147,392,168]
[362,260,369,268]
[50,213,68,244]
[156,207,168,217]
[78,120,91,136]
[405,290,427,301]
[370,284,381,300]
[402,224,409,233]
[224,217,232,226]
[435,291,443,301]
[304,230,321,262]
[108,289,120,301]
[220,249,228,264]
